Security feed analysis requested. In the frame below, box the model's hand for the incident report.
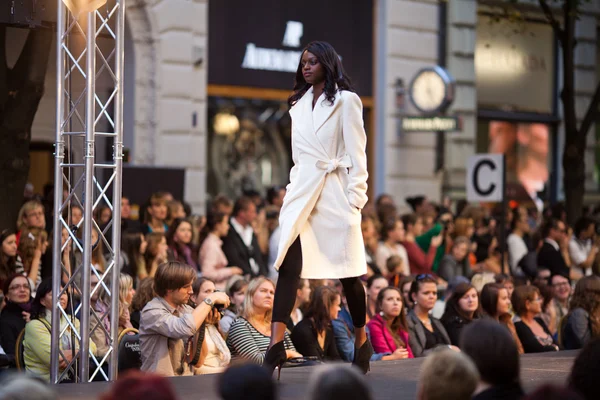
[208,292,230,307]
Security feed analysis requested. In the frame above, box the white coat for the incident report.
[273,86,368,279]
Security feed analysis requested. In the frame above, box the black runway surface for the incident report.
[55,351,577,399]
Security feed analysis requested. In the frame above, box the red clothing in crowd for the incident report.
[400,240,436,275]
[367,314,414,358]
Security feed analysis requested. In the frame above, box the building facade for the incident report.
[18,0,600,213]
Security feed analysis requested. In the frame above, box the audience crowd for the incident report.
[1,185,600,400]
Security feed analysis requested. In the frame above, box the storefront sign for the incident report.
[209,0,373,95]
[401,116,461,132]
[475,15,555,114]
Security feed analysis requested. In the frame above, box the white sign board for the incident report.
[467,154,504,202]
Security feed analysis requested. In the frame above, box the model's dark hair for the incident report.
[460,319,520,386]
[288,41,355,107]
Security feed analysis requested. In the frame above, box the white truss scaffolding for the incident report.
[51,0,124,383]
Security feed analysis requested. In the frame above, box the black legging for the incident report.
[271,236,367,328]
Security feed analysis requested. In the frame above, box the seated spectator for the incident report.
[494,274,515,299]
[367,286,413,358]
[17,227,47,292]
[222,197,268,278]
[362,215,381,277]
[568,338,600,400]
[144,193,169,234]
[461,320,524,400]
[551,273,571,325]
[73,228,106,274]
[24,279,97,381]
[166,218,200,272]
[167,200,186,225]
[407,275,453,357]
[218,363,277,400]
[95,205,112,228]
[538,218,572,280]
[375,217,409,277]
[226,277,300,364]
[287,278,311,331]
[140,233,168,279]
[479,236,506,275]
[16,200,46,244]
[569,217,598,279]
[99,370,178,400]
[130,277,154,330]
[441,282,482,346]
[400,214,442,275]
[210,194,234,216]
[562,276,600,350]
[536,283,559,337]
[199,211,243,290]
[386,255,406,289]
[307,364,372,400]
[220,277,248,335]
[0,229,23,295]
[190,278,231,374]
[533,267,551,287]
[398,275,415,311]
[139,261,230,376]
[119,233,147,279]
[512,285,558,352]
[118,274,135,333]
[439,236,473,283]
[366,275,388,323]
[291,285,341,361]
[432,275,470,319]
[0,274,33,367]
[120,197,142,234]
[417,349,479,400]
[481,283,524,354]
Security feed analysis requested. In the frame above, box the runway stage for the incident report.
[55,351,577,400]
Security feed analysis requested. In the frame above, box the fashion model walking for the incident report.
[265,41,372,377]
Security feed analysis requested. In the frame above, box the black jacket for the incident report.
[514,317,557,353]
[440,309,474,347]
[222,219,268,277]
[0,301,29,366]
[291,318,340,361]
[537,241,569,278]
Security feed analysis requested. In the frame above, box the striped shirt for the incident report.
[226,317,296,364]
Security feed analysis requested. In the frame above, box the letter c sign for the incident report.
[466,154,504,202]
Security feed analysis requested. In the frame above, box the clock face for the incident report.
[410,70,448,113]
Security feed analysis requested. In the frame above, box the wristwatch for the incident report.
[203,297,214,308]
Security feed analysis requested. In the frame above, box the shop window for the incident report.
[477,120,551,209]
[207,98,292,199]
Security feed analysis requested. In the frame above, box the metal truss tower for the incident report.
[51,0,124,383]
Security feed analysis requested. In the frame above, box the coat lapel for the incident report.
[313,89,341,134]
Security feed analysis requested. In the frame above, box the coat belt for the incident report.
[315,154,352,174]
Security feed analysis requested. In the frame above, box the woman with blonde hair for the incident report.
[118,274,135,333]
[226,277,300,370]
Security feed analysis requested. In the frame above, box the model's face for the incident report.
[2,234,17,257]
[252,281,275,312]
[297,280,311,304]
[6,276,31,304]
[301,51,325,85]
[368,278,388,301]
[458,288,479,314]
[497,288,511,315]
[551,276,571,301]
[413,282,437,311]
[25,206,45,229]
[175,222,193,245]
[195,280,216,304]
[381,289,403,318]
[329,295,342,320]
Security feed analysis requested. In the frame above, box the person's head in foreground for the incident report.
[460,319,522,396]
[417,349,479,400]
[99,370,177,400]
[0,372,58,400]
[307,364,372,400]
[218,362,276,400]
[568,338,600,400]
